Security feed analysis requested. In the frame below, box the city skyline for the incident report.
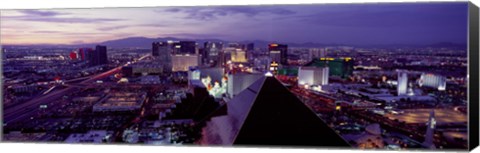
[1,2,468,46]
[1,2,474,150]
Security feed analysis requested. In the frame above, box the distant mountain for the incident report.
[97,37,226,48]
[353,42,467,49]
[426,42,467,49]
[94,36,347,49]
[2,36,466,50]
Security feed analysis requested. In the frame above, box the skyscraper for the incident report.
[152,42,161,56]
[419,73,447,91]
[171,54,200,72]
[308,48,326,60]
[173,41,196,55]
[298,67,329,86]
[246,43,255,61]
[204,42,224,66]
[305,58,354,79]
[78,48,93,61]
[231,49,247,63]
[268,43,288,65]
[96,45,108,65]
[397,71,408,96]
[86,45,108,66]
[246,43,254,51]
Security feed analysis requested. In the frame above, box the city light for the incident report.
[0,3,471,150]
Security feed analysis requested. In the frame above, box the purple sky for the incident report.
[0,2,469,45]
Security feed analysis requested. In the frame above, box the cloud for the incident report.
[281,3,468,28]
[161,6,296,21]
[71,40,85,44]
[17,16,124,23]
[3,10,124,23]
[97,25,130,31]
[97,24,169,31]
[32,30,63,33]
[162,32,228,39]
[19,10,69,17]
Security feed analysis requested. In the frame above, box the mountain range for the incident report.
[2,36,467,50]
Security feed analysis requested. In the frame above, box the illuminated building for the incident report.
[69,50,78,60]
[253,56,271,72]
[397,70,408,96]
[130,65,164,75]
[199,76,350,146]
[188,69,201,81]
[305,58,354,79]
[173,41,197,55]
[269,61,279,75]
[298,66,329,86]
[204,41,224,66]
[419,73,447,91]
[277,67,298,76]
[268,43,288,65]
[231,49,247,63]
[171,54,200,72]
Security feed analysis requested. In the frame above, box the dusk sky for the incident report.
[0,2,468,45]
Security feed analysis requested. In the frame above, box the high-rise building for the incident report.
[419,73,447,91]
[2,49,6,60]
[305,58,354,79]
[268,43,288,65]
[269,61,279,75]
[171,54,200,72]
[231,49,247,63]
[204,42,224,66]
[152,42,173,70]
[246,43,255,61]
[78,48,93,61]
[246,43,254,51]
[298,67,329,86]
[397,71,408,96]
[173,41,196,55]
[96,45,108,65]
[308,48,326,60]
[152,42,161,56]
[85,45,108,66]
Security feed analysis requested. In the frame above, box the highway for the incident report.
[3,55,149,124]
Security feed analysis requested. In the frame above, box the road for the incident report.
[3,55,149,124]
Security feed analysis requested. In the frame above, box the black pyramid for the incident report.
[199,76,350,147]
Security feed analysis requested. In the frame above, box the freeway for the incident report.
[3,66,122,124]
[3,55,149,124]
